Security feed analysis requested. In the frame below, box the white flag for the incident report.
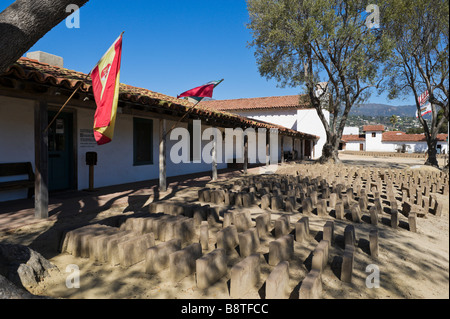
[416,102,432,118]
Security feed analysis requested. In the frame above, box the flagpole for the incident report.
[163,98,203,140]
[44,31,125,134]
[44,73,90,133]
[164,79,224,140]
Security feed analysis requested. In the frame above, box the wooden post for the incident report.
[266,132,270,168]
[292,138,296,160]
[159,119,167,191]
[301,140,304,160]
[281,136,284,163]
[244,135,248,174]
[89,165,94,190]
[212,131,218,181]
[34,100,48,219]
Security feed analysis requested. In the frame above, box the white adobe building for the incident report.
[0,53,318,205]
[342,125,448,154]
[200,95,329,160]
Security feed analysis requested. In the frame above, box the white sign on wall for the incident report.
[79,129,97,148]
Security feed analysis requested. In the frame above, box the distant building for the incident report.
[342,125,448,154]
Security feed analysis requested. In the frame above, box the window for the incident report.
[372,132,376,138]
[133,117,153,165]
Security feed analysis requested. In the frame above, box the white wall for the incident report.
[297,108,328,159]
[234,109,298,130]
[365,130,384,151]
[351,131,448,154]
[223,107,325,159]
[345,141,365,151]
[381,141,448,154]
[343,127,359,135]
[77,109,230,191]
[0,96,35,201]
[0,98,233,202]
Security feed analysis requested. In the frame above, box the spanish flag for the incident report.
[91,33,123,145]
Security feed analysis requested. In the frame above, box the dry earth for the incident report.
[0,153,448,299]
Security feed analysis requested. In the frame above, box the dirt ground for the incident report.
[1,153,448,299]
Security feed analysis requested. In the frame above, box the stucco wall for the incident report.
[76,109,230,190]
[0,98,239,202]
[345,141,365,151]
[297,108,329,159]
[0,96,35,201]
[365,131,384,151]
[229,108,328,159]
[233,109,298,131]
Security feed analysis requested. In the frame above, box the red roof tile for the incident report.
[382,131,448,142]
[363,125,385,132]
[342,134,366,142]
[5,57,193,107]
[199,95,311,111]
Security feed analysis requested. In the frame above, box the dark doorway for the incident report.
[47,111,74,192]
[304,140,311,158]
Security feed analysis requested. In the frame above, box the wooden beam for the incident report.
[159,119,167,191]
[266,132,270,168]
[292,138,296,160]
[212,130,218,181]
[302,140,305,160]
[0,86,97,110]
[244,135,248,174]
[34,99,48,219]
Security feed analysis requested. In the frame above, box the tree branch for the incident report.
[0,0,90,73]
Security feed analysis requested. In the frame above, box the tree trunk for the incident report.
[0,0,89,73]
[425,138,439,168]
[319,134,341,164]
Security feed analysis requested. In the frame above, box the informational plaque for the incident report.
[79,129,97,148]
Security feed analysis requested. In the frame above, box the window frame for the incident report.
[133,117,154,166]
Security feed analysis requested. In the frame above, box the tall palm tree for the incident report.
[390,115,398,130]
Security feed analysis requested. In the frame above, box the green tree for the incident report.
[0,0,90,73]
[382,0,449,167]
[437,108,448,134]
[247,0,392,163]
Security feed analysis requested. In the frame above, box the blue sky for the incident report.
[2,0,414,105]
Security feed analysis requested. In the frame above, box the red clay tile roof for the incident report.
[342,134,366,142]
[1,57,318,140]
[5,57,193,107]
[363,125,385,132]
[382,131,448,142]
[199,95,311,111]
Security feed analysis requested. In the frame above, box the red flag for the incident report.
[177,79,223,102]
[91,33,123,145]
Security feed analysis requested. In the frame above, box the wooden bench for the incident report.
[0,162,35,198]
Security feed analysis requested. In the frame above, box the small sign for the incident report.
[79,129,97,148]
[56,119,64,134]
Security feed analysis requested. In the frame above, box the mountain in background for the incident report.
[350,103,417,117]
